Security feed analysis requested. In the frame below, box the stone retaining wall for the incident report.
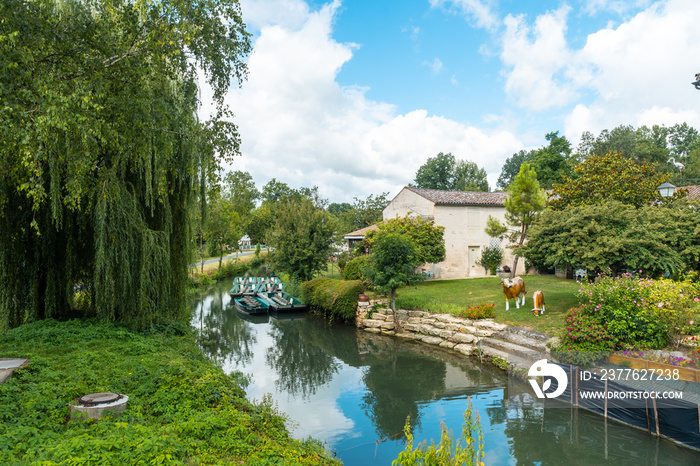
[356,303,506,357]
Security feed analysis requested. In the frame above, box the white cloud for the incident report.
[430,0,499,31]
[424,57,444,75]
[500,6,577,111]
[563,0,700,142]
[212,1,523,202]
[581,0,653,17]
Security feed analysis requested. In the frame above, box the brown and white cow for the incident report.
[501,276,526,311]
[532,290,545,316]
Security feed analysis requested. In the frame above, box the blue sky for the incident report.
[200,0,700,203]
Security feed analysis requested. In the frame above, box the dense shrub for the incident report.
[211,259,250,281]
[301,278,363,322]
[342,255,371,281]
[576,274,700,349]
[553,306,619,366]
[476,246,503,275]
[457,303,495,320]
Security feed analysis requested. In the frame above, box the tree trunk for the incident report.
[200,230,204,274]
[390,289,401,331]
[511,226,528,278]
[218,249,223,271]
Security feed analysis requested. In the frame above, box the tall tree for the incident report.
[454,160,489,191]
[412,152,456,190]
[268,197,334,281]
[486,163,545,277]
[351,192,390,230]
[0,0,251,331]
[413,153,488,192]
[223,171,259,218]
[205,197,242,271]
[549,152,668,210]
[530,131,573,189]
[497,150,535,191]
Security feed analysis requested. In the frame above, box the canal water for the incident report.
[192,280,700,465]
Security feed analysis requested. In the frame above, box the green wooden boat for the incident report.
[229,282,259,297]
[233,295,270,315]
[258,291,306,312]
[233,276,259,286]
[256,282,285,294]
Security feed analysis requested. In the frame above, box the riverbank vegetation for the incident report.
[0,319,339,465]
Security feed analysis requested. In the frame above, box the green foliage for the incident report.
[365,233,423,311]
[497,132,573,190]
[0,319,338,465]
[576,124,699,168]
[497,149,534,191]
[0,0,251,331]
[301,278,363,322]
[205,197,242,269]
[268,197,334,282]
[476,245,503,275]
[366,216,446,265]
[530,132,574,189]
[412,152,489,192]
[393,399,485,466]
[457,303,496,320]
[523,199,700,276]
[549,152,668,210]
[342,255,371,281]
[223,170,259,218]
[328,193,389,236]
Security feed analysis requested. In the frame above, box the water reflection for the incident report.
[191,288,257,366]
[193,280,700,465]
[265,317,341,398]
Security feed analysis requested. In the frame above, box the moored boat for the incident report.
[258,291,306,312]
[229,282,259,297]
[257,282,285,293]
[233,295,270,315]
[233,276,259,286]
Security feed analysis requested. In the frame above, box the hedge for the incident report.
[301,277,363,322]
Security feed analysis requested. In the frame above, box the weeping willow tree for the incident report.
[0,0,250,331]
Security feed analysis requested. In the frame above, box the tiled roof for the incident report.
[343,224,379,238]
[678,185,700,200]
[405,186,507,206]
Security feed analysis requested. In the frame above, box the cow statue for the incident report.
[532,290,545,316]
[501,276,526,311]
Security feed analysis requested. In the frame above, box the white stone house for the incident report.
[382,186,526,279]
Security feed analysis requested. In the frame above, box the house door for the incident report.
[468,246,480,273]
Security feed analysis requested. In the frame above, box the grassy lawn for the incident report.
[395,276,581,336]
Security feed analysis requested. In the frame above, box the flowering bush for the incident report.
[553,306,619,366]
[458,303,495,320]
[575,274,700,349]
